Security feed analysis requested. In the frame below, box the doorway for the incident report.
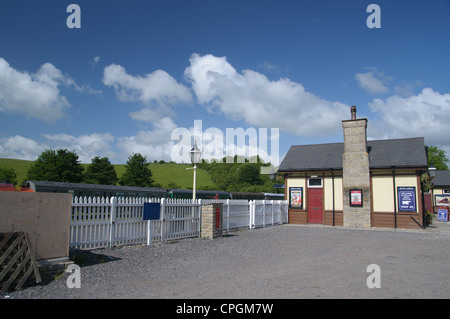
[308,188,323,224]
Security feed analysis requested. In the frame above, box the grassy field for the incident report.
[0,158,216,190]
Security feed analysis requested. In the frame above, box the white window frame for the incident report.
[307,178,323,188]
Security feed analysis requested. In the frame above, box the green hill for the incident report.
[0,158,33,185]
[0,158,216,190]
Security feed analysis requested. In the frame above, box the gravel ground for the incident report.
[3,224,450,299]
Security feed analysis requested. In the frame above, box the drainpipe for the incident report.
[331,169,335,226]
[420,170,426,229]
[392,167,397,229]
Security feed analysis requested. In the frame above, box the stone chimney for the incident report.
[342,106,371,228]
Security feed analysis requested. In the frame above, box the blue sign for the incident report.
[438,208,448,221]
[143,203,161,220]
[397,187,416,212]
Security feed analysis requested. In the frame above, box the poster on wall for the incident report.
[397,187,416,212]
[435,195,450,206]
[350,189,363,207]
[289,187,303,209]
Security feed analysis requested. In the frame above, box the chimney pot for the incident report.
[350,106,357,120]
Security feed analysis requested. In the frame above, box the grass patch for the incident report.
[0,158,34,185]
[0,158,216,190]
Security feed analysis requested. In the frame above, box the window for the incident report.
[307,178,323,188]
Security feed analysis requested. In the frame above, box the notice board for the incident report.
[143,202,161,220]
[397,187,416,212]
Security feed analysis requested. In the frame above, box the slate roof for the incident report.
[278,137,427,172]
[432,171,450,187]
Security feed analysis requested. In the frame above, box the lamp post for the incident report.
[188,141,202,200]
[428,163,437,216]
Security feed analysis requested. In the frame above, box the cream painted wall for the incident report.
[324,176,343,211]
[372,175,419,212]
[372,176,394,212]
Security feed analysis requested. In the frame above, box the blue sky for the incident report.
[1,0,449,165]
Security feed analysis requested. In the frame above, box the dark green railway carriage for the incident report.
[26,181,167,198]
[168,189,230,200]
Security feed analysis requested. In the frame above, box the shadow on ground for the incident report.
[69,248,121,267]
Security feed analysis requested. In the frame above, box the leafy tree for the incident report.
[0,166,17,185]
[27,149,85,183]
[85,156,118,185]
[238,164,262,186]
[119,153,154,187]
[427,145,449,170]
[199,156,274,192]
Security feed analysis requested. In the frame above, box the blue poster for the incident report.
[397,187,416,212]
[438,209,448,221]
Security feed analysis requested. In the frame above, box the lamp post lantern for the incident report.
[428,162,436,178]
[189,141,202,200]
[428,162,437,217]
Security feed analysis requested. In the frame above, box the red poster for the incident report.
[350,189,363,207]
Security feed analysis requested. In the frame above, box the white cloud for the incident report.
[185,53,348,137]
[103,64,192,122]
[0,58,71,122]
[369,88,450,148]
[355,70,390,94]
[393,80,423,97]
[116,117,178,162]
[42,133,115,163]
[259,61,279,73]
[129,105,174,122]
[0,135,47,160]
[1,133,118,163]
[90,56,101,68]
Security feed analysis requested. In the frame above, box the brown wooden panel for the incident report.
[372,211,395,228]
[397,213,423,229]
[324,211,343,226]
[372,211,423,229]
[289,210,307,224]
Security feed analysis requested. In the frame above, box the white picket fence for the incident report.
[69,196,288,249]
[214,199,289,232]
[252,199,289,228]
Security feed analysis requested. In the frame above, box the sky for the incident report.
[0,0,449,167]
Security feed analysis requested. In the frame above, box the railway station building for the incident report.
[278,106,428,230]
[431,170,450,212]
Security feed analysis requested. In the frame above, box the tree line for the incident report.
[197,156,283,193]
[1,149,154,187]
[2,145,448,191]
[0,149,281,193]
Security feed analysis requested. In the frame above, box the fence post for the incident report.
[198,199,202,238]
[277,200,281,224]
[110,196,117,248]
[263,200,266,228]
[160,198,165,242]
[271,200,274,226]
[249,200,254,229]
[226,199,230,233]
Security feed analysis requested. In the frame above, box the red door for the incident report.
[308,188,323,224]
[215,207,221,229]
